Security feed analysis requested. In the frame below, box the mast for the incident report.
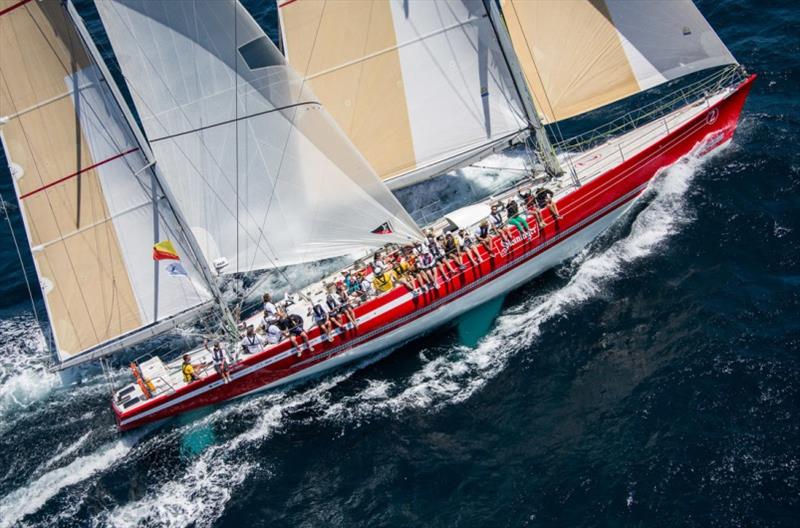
[66,1,239,338]
[482,0,563,178]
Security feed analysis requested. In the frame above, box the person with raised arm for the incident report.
[535,187,563,221]
[519,187,546,230]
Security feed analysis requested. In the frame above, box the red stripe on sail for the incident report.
[19,148,140,200]
[278,0,299,7]
[0,0,33,17]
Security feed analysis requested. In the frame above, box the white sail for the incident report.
[95,0,423,274]
[501,0,737,123]
[0,0,212,365]
[277,0,529,188]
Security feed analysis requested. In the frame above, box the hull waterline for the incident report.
[115,75,756,431]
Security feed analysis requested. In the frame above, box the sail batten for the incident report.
[278,0,529,187]
[0,0,213,363]
[500,0,737,124]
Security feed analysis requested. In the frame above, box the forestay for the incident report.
[0,0,212,365]
[501,0,737,123]
[95,0,423,274]
[278,0,529,188]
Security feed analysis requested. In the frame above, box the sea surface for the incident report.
[1,1,798,526]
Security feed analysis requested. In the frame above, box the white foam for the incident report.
[37,431,93,472]
[323,145,722,422]
[0,140,726,525]
[0,432,144,528]
[99,372,354,528]
[0,315,58,426]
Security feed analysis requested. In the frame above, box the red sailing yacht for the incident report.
[0,0,754,431]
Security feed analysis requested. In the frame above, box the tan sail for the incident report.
[278,0,528,187]
[500,0,737,123]
[0,0,210,361]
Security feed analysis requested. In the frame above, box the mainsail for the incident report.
[95,0,423,274]
[0,0,212,367]
[500,0,738,123]
[277,0,530,188]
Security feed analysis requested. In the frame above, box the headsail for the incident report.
[277,0,529,188]
[95,0,423,274]
[0,0,212,366]
[500,0,737,123]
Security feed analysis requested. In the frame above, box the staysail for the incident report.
[277,0,530,188]
[0,0,212,366]
[94,0,423,274]
[500,0,738,123]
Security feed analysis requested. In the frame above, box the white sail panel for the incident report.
[278,0,528,188]
[0,0,211,362]
[95,0,422,273]
[501,0,737,123]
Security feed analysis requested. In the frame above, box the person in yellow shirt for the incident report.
[182,354,201,384]
[391,251,417,294]
[372,269,396,294]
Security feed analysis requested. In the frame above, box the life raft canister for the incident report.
[130,362,153,400]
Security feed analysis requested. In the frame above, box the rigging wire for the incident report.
[103,0,307,301]
[2,11,101,347]
[64,3,213,330]
[245,0,329,275]
[0,191,49,352]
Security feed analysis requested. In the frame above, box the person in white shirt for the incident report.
[205,340,232,383]
[262,293,278,324]
[264,322,283,344]
[359,271,375,299]
[240,325,265,357]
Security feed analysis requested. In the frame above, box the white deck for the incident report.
[115,87,733,412]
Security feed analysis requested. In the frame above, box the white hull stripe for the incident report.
[120,177,649,427]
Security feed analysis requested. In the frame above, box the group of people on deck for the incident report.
[180,185,562,386]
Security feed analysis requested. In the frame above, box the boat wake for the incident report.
[0,315,56,429]
[0,146,724,527]
[97,373,355,528]
[321,148,710,423]
[0,435,144,528]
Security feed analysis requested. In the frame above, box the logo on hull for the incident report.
[706,107,720,125]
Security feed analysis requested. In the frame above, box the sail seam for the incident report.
[35,197,162,250]
[18,147,140,200]
[2,82,95,121]
[299,15,486,82]
[148,101,320,143]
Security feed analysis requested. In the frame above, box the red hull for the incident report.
[116,75,755,431]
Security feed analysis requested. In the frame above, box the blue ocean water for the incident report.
[1,1,798,527]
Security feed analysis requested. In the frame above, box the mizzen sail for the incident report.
[500,0,738,123]
[278,0,529,188]
[95,0,423,274]
[0,0,212,366]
